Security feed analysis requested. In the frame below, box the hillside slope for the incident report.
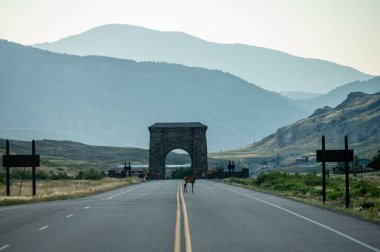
[241,92,380,158]
[0,40,305,151]
[298,77,380,111]
[0,139,190,164]
[33,24,371,93]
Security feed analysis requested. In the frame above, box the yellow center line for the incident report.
[180,181,193,252]
[174,182,181,252]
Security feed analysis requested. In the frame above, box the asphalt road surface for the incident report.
[1,180,380,252]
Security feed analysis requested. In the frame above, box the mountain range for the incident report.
[240,92,380,159]
[0,138,190,165]
[0,39,306,151]
[297,77,380,111]
[33,24,372,93]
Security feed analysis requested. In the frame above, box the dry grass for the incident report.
[0,177,141,206]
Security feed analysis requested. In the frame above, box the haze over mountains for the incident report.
[242,92,380,158]
[2,24,379,153]
[0,40,306,151]
[33,24,372,93]
[0,138,190,165]
[298,77,380,111]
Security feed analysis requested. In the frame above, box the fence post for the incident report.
[322,135,326,203]
[6,140,10,196]
[345,135,350,208]
[32,140,36,196]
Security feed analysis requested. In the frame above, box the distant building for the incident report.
[295,157,309,164]
[358,159,371,167]
[366,160,380,170]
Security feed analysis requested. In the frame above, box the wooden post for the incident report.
[322,135,326,203]
[316,136,353,208]
[3,140,40,196]
[128,162,131,177]
[32,140,36,196]
[6,140,10,196]
[345,135,350,208]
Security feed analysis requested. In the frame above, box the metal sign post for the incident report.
[127,162,131,177]
[345,135,350,208]
[322,136,326,203]
[5,140,10,196]
[316,135,353,208]
[32,140,36,196]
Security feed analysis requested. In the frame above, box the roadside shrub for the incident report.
[41,159,55,167]
[49,171,72,180]
[36,171,50,180]
[328,189,343,200]
[10,169,32,180]
[254,171,323,196]
[76,169,105,180]
[304,173,321,186]
[256,172,268,185]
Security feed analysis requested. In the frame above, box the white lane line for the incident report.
[38,225,49,231]
[106,184,146,200]
[0,206,23,211]
[0,245,10,251]
[212,183,380,252]
[84,206,90,209]
[0,184,146,212]
[66,214,74,218]
[0,199,99,212]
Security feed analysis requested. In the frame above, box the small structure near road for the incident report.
[108,164,148,178]
[366,160,380,170]
[208,168,249,179]
[148,122,208,180]
[295,156,309,164]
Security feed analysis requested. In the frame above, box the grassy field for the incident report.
[0,177,141,206]
[0,144,143,207]
[224,171,380,223]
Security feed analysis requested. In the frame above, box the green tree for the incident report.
[171,167,193,179]
[49,171,71,180]
[76,169,105,180]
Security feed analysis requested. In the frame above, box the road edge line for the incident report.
[212,182,380,252]
[0,245,10,251]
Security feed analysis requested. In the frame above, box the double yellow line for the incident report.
[175,181,192,252]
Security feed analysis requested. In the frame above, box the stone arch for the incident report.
[148,122,208,180]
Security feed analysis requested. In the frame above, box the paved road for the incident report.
[0,180,379,252]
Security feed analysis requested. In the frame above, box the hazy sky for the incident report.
[0,0,379,75]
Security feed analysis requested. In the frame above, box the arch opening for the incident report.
[165,149,192,179]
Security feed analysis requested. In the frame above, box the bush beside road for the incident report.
[224,171,380,223]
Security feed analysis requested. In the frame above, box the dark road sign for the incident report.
[3,140,39,196]
[316,135,353,208]
[3,155,40,167]
[316,150,353,162]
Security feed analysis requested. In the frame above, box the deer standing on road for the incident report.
[184,175,197,193]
